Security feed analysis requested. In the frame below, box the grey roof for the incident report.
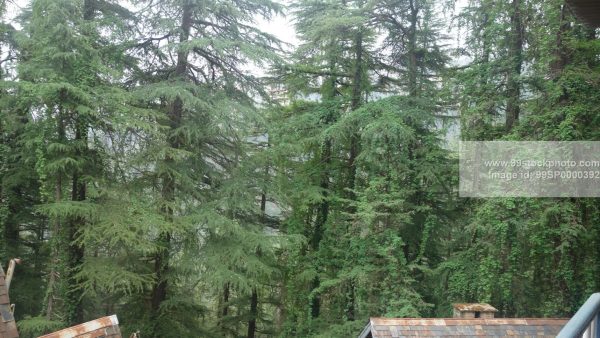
[359,317,568,338]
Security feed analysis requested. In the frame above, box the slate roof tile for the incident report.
[360,317,568,338]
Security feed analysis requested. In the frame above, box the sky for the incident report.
[256,1,300,48]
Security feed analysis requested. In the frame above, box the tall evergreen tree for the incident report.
[271,1,455,336]
[130,1,284,336]
[11,0,142,333]
[0,0,55,328]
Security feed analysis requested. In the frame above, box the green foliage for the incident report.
[437,0,600,319]
[17,316,64,338]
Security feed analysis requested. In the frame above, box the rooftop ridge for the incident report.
[361,316,569,338]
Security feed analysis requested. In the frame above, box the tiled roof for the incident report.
[38,315,121,338]
[359,317,568,338]
[0,266,19,338]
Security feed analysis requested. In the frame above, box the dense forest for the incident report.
[0,0,599,337]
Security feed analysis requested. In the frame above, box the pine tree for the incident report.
[271,0,374,334]
[129,1,284,336]
[271,1,455,336]
[0,0,55,326]
[372,0,450,97]
[12,0,143,330]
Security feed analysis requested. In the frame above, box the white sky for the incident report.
[257,1,300,48]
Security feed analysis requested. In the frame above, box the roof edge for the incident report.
[357,319,372,338]
[37,315,120,338]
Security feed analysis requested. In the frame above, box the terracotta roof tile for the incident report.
[38,315,121,338]
[362,317,568,338]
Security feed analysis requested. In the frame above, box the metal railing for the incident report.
[558,293,600,338]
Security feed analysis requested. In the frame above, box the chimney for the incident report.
[452,303,498,319]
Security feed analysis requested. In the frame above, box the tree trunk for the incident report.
[63,0,99,325]
[44,176,61,320]
[247,187,268,338]
[309,136,330,319]
[247,288,258,338]
[348,19,363,195]
[219,282,230,333]
[343,16,365,321]
[407,0,419,97]
[505,0,523,131]
[150,4,192,336]
[309,50,338,319]
[66,123,86,325]
[45,111,65,320]
[550,4,569,79]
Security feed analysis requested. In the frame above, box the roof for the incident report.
[0,266,19,338]
[453,303,498,312]
[358,317,568,338]
[566,0,600,27]
[38,315,121,338]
